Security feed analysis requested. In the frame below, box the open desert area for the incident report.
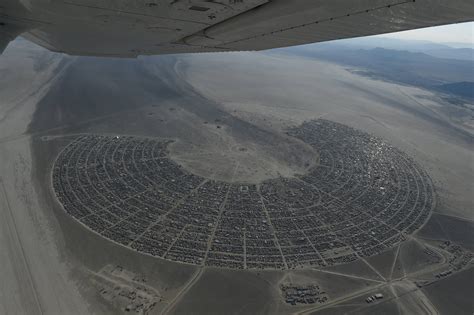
[0,39,472,314]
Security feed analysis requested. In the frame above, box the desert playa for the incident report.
[0,39,472,314]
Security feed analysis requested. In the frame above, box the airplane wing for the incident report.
[1,0,473,57]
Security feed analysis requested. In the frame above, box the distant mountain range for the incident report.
[318,37,474,61]
[271,38,474,101]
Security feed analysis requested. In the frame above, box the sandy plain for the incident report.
[0,39,472,315]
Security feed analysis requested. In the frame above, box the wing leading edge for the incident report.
[1,0,473,57]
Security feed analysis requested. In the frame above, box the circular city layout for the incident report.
[52,120,434,270]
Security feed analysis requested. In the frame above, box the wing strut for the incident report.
[0,21,25,54]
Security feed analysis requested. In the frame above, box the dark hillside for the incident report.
[435,82,474,100]
[274,46,473,88]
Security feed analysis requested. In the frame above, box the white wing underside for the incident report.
[1,0,473,57]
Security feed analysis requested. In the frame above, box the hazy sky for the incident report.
[378,22,473,45]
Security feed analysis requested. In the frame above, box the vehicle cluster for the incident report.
[52,120,434,270]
